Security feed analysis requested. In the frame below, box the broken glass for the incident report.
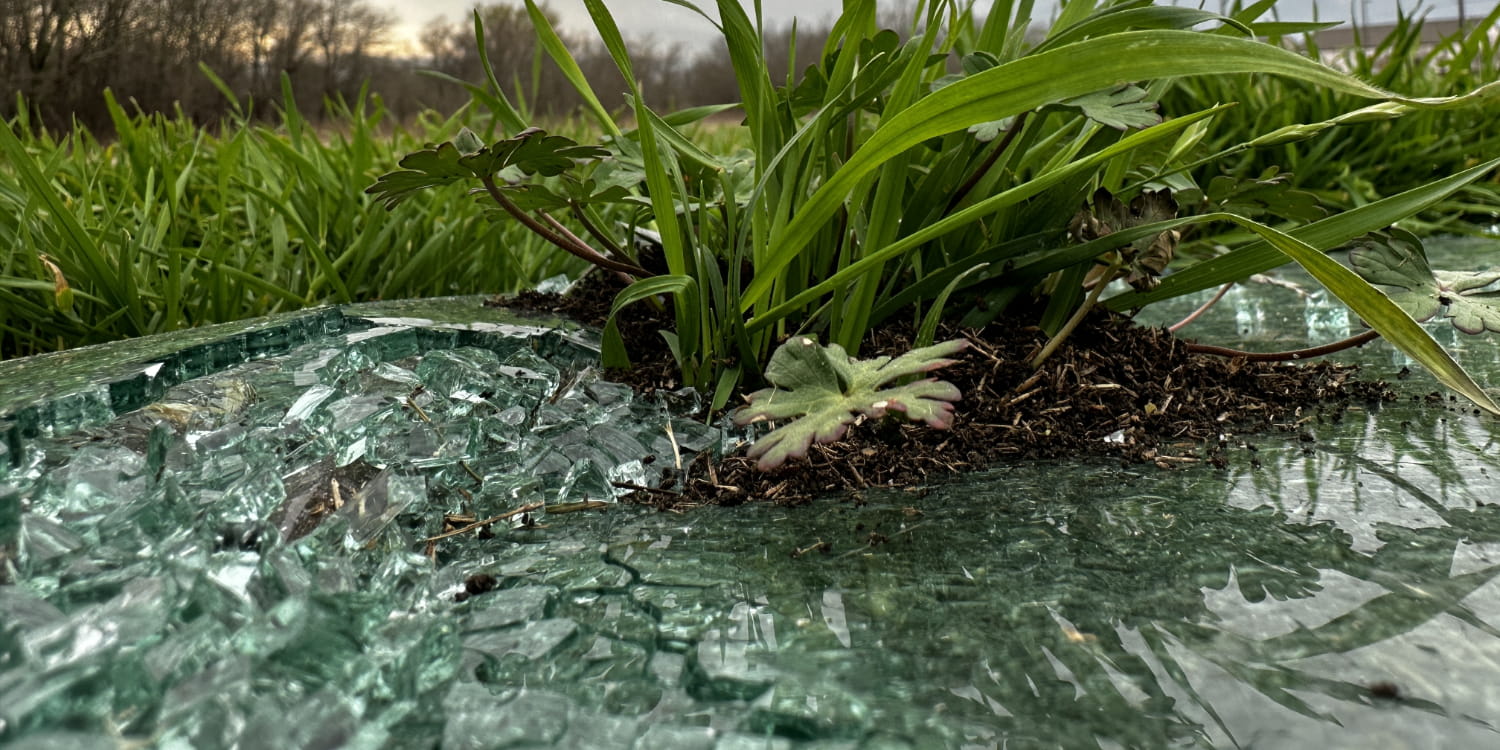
[3,246,1500,748]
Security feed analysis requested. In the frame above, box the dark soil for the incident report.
[495,272,1396,508]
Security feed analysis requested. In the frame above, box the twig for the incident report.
[1185,329,1381,362]
[460,461,483,484]
[421,501,544,543]
[666,422,682,470]
[612,481,681,496]
[1168,282,1234,333]
[790,540,831,558]
[829,520,933,561]
[546,500,609,514]
[405,396,431,423]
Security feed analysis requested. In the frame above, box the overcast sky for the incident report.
[383,0,853,52]
[382,0,1493,52]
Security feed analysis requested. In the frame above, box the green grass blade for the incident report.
[278,73,305,146]
[743,30,1500,309]
[582,0,636,86]
[1216,215,1499,416]
[419,69,518,133]
[470,10,529,134]
[523,0,621,137]
[1107,157,1500,309]
[916,264,989,349]
[601,274,699,368]
[1037,7,1250,53]
[632,100,688,280]
[0,118,144,335]
[744,106,1224,330]
[197,63,243,114]
[660,103,741,126]
[633,107,726,175]
[713,0,781,167]
[630,93,703,375]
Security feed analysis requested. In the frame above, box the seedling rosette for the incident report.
[732,338,967,471]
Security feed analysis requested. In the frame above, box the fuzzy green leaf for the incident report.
[732,338,967,471]
[1349,229,1500,334]
[366,127,609,209]
[364,140,476,209]
[1064,84,1161,130]
[466,127,610,177]
[1203,169,1326,223]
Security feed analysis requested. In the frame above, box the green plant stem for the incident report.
[1185,328,1381,361]
[1031,259,1121,369]
[1167,282,1234,332]
[946,112,1030,213]
[480,176,649,277]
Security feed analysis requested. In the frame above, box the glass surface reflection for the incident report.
[3,239,1500,747]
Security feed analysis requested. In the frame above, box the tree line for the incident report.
[1,0,834,133]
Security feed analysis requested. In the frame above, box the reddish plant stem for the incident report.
[1185,328,1381,362]
[569,202,628,260]
[543,212,641,285]
[1168,282,1234,333]
[480,176,650,278]
[566,204,641,286]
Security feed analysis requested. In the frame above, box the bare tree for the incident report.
[0,0,849,134]
[1,0,80,116]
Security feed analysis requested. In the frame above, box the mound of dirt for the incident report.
[495,273,1394,507]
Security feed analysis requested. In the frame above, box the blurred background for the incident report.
[5,0,1495,133]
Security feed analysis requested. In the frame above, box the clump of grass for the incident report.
[0,80,591,358]
[6,0,1499,422]
[372,0,1500,420]
[1161,3,1500,235]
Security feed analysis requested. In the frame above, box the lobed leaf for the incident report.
[366,127,608,209]
[1202,169,1326,223]
[1065,84,1161,130]
[732,338,967,471]
[1069,188,1181,292]
[471,127,610,177]
[364,141,476,209]
[1349,229,1500,334]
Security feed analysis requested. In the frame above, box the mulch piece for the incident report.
[493,272,1396,508]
